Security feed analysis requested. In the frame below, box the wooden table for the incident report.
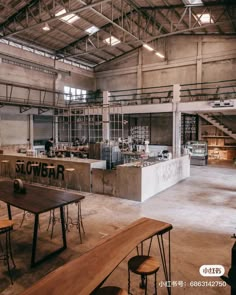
[0,181,85,267]
[21,217,173,295]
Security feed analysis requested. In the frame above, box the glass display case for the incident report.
[185,141,208,165]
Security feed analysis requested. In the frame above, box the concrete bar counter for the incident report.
[116,155,190,202]
[0,153,106,192]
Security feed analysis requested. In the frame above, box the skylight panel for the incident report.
[104,36,120,46]
[196,13,214,24]
[55,8,80,24]
[183,0,203,5]
[86,26,99,35]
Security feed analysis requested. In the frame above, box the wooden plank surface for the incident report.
[21,217,172,295]
[0,181,84,214]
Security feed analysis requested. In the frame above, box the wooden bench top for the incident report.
[21,217,172,295]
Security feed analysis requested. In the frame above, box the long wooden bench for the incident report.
[21,217,173,295]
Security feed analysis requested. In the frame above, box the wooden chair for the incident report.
[128,237,160,295]
[0,220,16,284]
[94,286,128,295]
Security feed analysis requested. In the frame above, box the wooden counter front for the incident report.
[21,217,172,295]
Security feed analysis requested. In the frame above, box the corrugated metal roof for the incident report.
[0,0,235,68]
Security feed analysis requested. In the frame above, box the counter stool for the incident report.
[30,163,39,184]
[46,165,55,186]
[94,286,128,295]
[128,238,160,295]
[0,220,16,284]
[15,161,25,180]
[66,200,85,243]
[64,168,75,190]
[1,160,10,179]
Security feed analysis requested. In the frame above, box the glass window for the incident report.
[64,86,87,102]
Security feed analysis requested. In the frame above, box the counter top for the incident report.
[1,153,103,164]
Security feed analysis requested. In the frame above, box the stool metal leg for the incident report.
[140,274,146,289]
[154,272,157,295]
[145,275,148,295]
[128,269,132,295]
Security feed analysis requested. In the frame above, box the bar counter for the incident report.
[116,155,190,202]
[0,153,106,192]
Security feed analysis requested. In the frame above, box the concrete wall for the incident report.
[0,42,96,148]
[95,36,236,90]
[0,42,96,101]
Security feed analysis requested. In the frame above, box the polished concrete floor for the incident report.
[0,161,235,295]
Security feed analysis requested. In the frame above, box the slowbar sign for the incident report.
[16,160,65,180]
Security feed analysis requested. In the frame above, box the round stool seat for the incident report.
[46,165,55,169]
[128,255,160,275]
[0,219,14,230]
[1,160,9,163]
[30,163,39,167]
[95,286,128,295]
[65,168,75,172]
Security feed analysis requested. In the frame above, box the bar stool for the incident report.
[15,161,25,180]
[128,238,160,295]
[1,160,10,178]
[66,200,85,243]
[30,163,40,184]
[0,220,16,284]
[63,168,84,242]
[94,286,128,295]
[64,168,75,190]
[46,165,55,186]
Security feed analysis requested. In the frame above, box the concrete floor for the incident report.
[0,161,235,295]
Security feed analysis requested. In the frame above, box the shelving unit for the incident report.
[200,121,236,160]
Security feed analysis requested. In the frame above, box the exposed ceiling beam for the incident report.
[139,1,236,10]
[0,0,111,39]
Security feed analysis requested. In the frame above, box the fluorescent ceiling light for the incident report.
[85,26,99,35]
[143,44,154,51]
[104,36,120,46]
[55,8,80,24]
[155,52,165,58]
[196,13,214,24]
[42,23,50,31]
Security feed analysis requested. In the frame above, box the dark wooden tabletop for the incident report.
[0,181,85,214]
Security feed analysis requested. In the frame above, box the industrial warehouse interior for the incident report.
[0,0,236,295]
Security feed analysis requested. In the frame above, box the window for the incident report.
[64,86,87,102]
[196,13,214,24]
[55,9,80,24]
[183,0,203,5]
[104,36,120,46]
[85,26,99,35]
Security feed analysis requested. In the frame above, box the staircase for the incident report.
[199,113,236,140]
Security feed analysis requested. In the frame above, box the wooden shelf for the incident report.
[202,135,231,138]
[208,145,236,148]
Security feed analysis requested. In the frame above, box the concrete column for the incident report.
[172,84,182,158]
[29,114,33,149]
[197,38,202,88]
[137,48,142,94]
[54,116,58,146]
[103,91,110,141]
